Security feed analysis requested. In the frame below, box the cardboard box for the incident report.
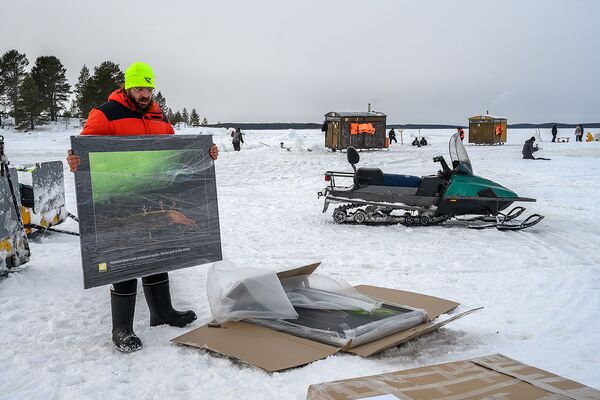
[71,135,222,289]
[306,353,600,400]
[171,262,479,372]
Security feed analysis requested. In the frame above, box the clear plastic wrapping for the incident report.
[0,166,30,272]
[206,260,298,323]
[71,134,222,289]
[281,274,381,311]
[248,304,427,347]
[206,262,427,347]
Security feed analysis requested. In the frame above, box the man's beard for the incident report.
[127,92,153,113]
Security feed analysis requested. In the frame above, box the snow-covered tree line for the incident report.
[0,49,208,131]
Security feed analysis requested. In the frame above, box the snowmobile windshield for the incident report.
[449,133,473,175]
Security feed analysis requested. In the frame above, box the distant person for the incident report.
[575,125,582,142]
[321,121,328,134]
[231,127,244,151]
[457,127,465,141]
[411,137,421,147]
[388,128,397,144]
[419,137,428,146]
[551,124,557,142]
[522,136,540,159]
[580,124,585,142]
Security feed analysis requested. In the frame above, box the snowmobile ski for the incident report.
[458,206,526,223]
[467,214,544,231]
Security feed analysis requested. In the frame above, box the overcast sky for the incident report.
[2,0,599,124]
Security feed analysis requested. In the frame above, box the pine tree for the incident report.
[173,110,183,128]
[155,91,167,113]
[166,107,174,124]
[88,61,124,114]
[202,117,208,126]
[75,61,124,119]
[0,50,29,125]
[189,108,200,127]
[15,74,43,131]
[72,65,91,118]
[181,108,189,126]
[30,55,71,122]
[62,108,72,129]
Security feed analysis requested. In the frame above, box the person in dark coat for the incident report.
[551,124,557,142]
[411,137,421,147]
[231,127,244,151]
[388,129,397,144]
[522,136,539,159]
[419,137,427,146]
[321,121,328,134]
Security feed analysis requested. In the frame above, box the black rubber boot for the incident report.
[142,277,196,327]
[111,288,142,353]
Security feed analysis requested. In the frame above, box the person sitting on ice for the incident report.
[411,137,421,147]
[522,136,540,159]
[419,137,428,146]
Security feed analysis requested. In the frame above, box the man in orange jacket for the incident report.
[67,62,219,353]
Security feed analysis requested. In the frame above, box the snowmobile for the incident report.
[1,136,78,276]
[317,133,544,231]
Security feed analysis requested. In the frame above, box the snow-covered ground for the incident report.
[1,124,599,399]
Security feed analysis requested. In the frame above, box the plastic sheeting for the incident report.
[249,304,427,348]
[207,262,428,347]
[281,274,381,312]
[0,166,30,271]
[207,260,298,323]
[71,134,222,289]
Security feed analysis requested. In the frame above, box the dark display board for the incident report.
[71,135,222,289]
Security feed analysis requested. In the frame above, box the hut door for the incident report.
[331,122,340,148]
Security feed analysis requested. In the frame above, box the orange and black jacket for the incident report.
[81,89,174,136]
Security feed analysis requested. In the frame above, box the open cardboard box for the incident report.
[171,262,480,372]
[306,353,600,400]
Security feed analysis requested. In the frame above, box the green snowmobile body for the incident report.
[444,173,518,199]
[435,135,533,215]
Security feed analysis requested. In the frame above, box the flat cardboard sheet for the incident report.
[173,321,339,372]
[172,263,475,371]
[306,354,600,400]
[72,135,222,288]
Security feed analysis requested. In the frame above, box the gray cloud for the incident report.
[2,0,599,124]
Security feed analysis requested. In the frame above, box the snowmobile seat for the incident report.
[382,174,421,188]
[356,168,384,185]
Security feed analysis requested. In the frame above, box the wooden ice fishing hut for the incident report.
[323,111,387,151]
[468,115,507,144]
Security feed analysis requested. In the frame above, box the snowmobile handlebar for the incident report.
[433,156,451,175]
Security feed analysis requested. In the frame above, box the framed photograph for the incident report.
[71,134,222,289]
